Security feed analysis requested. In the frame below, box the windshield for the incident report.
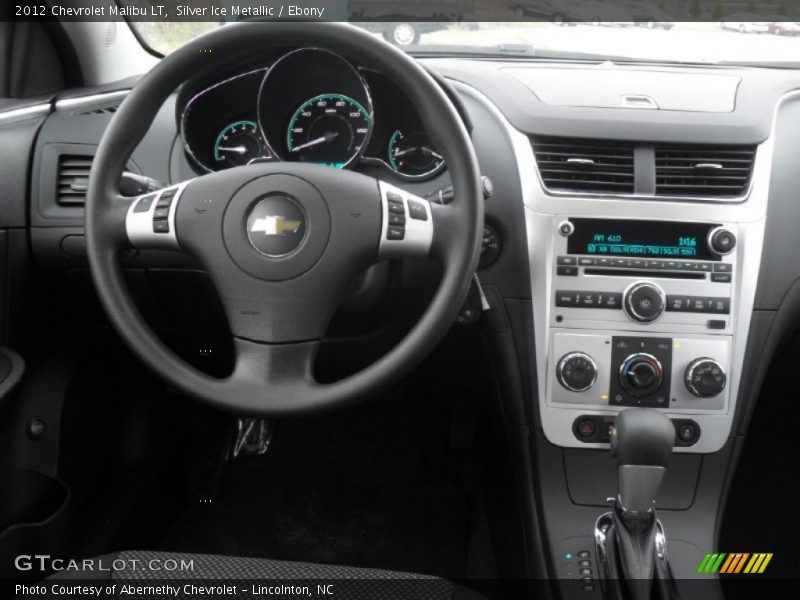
[134,20,800,66]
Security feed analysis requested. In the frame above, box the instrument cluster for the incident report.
[180,48,446,180]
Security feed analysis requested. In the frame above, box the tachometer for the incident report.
[214,121,268,168]
[387,130,445,177]
[286,94,372,168]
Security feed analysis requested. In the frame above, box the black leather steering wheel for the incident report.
[85,22,483,416]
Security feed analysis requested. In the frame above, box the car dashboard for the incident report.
[15,47,800,594]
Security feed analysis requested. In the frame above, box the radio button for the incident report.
[713,263,732,273]
[697,262,713,272]
[664,260,679,270]
[631,259,645,269]
[557,255,577,266]
[597,258,612,267]
[579,257,596,266]
[613,258,630,268]
[646,259,663,269]
[602,293,623,309]
[711,273,732,283]
[709,227,736,255]
[557,266,578,277]
[555,291,578,307]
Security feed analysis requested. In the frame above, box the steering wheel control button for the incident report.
[558,220,575,236]
[245,195,306,257]
[623,281,666,323]
[609,337,672,408]
[708,227,736,255]
[684,358,726,398]
[134,194,155,213]
[378,182,433,259]
[556,352,598,393]
[387,226,405,240]
[407,199,428,221]
[153,208,170,220]
[153,220,170,233]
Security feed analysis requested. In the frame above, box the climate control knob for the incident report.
[619,353,663,398]
[556,352,597,392]
[623,281,666,323]
[685,358,726,398]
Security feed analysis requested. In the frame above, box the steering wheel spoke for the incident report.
[125,182,188,251]
[230,337,321,408]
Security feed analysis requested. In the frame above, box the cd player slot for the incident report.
[583,268,706,280]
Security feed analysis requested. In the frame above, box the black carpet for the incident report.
[158,396,474,579]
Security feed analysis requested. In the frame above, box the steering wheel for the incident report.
[85,22,483,416]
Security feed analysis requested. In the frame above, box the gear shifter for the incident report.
[612,408,674,517]
[597,409,679,600]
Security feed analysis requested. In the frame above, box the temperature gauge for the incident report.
[387,130,445,177]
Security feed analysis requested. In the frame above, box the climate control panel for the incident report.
[548,332,730,414]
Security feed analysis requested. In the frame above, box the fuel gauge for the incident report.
[387,130,445,177]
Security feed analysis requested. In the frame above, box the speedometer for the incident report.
[286,94,372,169]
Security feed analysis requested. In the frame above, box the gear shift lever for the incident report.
[597,409,678,600]
[611,408,674,517]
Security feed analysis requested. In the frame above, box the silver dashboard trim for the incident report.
[452,78,792,453]
[0,103,51,124]
[55,90,129,111]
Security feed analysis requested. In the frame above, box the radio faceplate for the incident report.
[551,217,736,335]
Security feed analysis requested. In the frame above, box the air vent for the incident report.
[655,144,756,198]
[76,104,118,116]
[57,155,93,205]
[532,136,635,194]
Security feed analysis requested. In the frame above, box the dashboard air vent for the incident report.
[531,136,635,194]
[655,144,756,198]
[57,155,93,205]
[76,104,118,116]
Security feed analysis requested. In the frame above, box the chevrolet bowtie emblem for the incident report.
[250,216,303,236]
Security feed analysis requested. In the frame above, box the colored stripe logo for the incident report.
[697,553,773,574]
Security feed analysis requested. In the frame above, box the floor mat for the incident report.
[158,396,472,579]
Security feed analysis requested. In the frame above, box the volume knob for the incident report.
[623,281,666,323]
[685,358,726,398]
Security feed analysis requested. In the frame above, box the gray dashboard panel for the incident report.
[426,58,800,144]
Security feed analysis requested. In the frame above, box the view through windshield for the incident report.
[134,20,800,65]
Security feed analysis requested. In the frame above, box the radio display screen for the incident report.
[567,218,720,261]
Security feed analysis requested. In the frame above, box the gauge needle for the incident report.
[393,147,418,157]
[217,146,248,154]
[291,131,339,153]
[422,146,444,160]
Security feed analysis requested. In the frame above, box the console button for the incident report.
[579,257,595,266]
[557,353,598,392]
[708,298,730,314]
[555,290,578,307]
[713,263,732,273]
[624,282,666,322]
[557,266,578,277]
[576,419,597,439]
[666,296,685,311]
[596,258,612,267]
[711,273,732,283]
[601,293,623,309]
[613,258,630,268]
[579,293,598,307]
[646,260,663,269]
[557,256,577,266]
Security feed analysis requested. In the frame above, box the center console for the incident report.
[547,217,736,451]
